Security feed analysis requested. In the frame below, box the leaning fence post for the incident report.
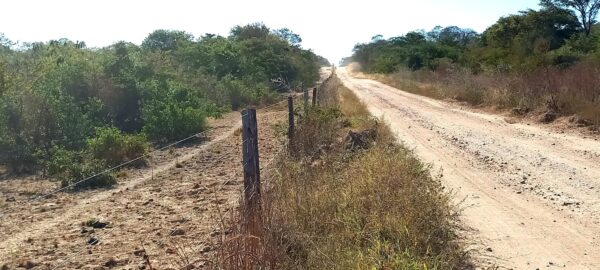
[312,87,317,107]
[303,87,309,114]
[241,109,261,211]
[288,96,295,140]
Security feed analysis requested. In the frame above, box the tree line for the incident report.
[0,23,327,186]
[350,0,600,73]
[349,0,600,127]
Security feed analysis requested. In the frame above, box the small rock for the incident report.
[170,228,185,236]
[345,129,377,151]
[563,201,577,206]
[133,249,145,256]
[570,115,592,127]
[512,107,530,115]
[142,199,154,206]
[104,258,128,268]
[87,237,100,245]
[210,229,221,237]
[91,221,109,229]
[540,111,558,123]
[165,247,176,254]
[5,197,15,202]
[485,247,493,252]
[85,218,110,229]
[17,260,37,269]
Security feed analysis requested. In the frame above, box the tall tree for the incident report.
[542,0,600,35]
[141,30,193,51]
[273,28,302,46]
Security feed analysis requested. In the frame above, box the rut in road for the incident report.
[337,68,600,269]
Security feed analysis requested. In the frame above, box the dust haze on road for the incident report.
[337,67,600,269]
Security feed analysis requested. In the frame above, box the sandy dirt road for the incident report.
[338,67,600,269]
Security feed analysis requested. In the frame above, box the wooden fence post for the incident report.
[312,87,317,107]
[241,109,260,210]
[303,87,308,114]
[288,96,294,140]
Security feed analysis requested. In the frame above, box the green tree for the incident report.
[542,0,600,36]
[141,79,221,141]
[230,23,270,40]
[141,30,193,51]
[273,28,302,46]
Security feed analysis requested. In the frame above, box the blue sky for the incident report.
[1,0,541,63]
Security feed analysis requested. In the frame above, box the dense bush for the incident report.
[0,23,325,179]
[141,79,220,141]
[59,159,117,189]
[87,127,149,167]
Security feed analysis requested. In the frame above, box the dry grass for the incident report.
[214,75,467,269]
[359,62,600,128]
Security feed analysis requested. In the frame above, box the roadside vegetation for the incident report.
[218,75,467,269]
[0,23,328,187]
[348,0,600,128]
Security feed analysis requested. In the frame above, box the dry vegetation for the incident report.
[216,74,468,269]
[352,62,600,129]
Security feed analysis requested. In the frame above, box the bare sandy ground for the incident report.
[338,67,600,269]
[0,67,333,269]
[0,107,289,269]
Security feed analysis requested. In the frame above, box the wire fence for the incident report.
[0,93,300,219]
[1,75,331,269]
[42,95,296,269]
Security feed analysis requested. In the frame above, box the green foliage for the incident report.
[353,28,476,73]
[44,146,78,177]
[141,79,220,141]
[352,4,600,74]
[87,127,149,167]
[246,77,465,269]
[0,23,323,182]
[541,0,600,36]
[216,75,274,110]
[59,159,117,189]
[141,30,193,52]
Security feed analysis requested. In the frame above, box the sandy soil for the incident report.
[338,67,600,269]
[0,105,290,269]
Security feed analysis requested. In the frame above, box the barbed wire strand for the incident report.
[3,93,300,268]
[0,128,215,220]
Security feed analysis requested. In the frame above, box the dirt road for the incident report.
[338,68,600,269]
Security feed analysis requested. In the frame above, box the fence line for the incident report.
[2,93,297,218]
[40,93,301,268]
[2,73,333,268]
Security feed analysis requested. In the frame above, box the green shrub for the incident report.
[44,146,78,176]
[289,107,342,158]
[217,75,275,110]
[87,127,149,167]
[60,159,116,189]
[142,79,222,142]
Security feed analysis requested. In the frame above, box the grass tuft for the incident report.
[215,74,468,269]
